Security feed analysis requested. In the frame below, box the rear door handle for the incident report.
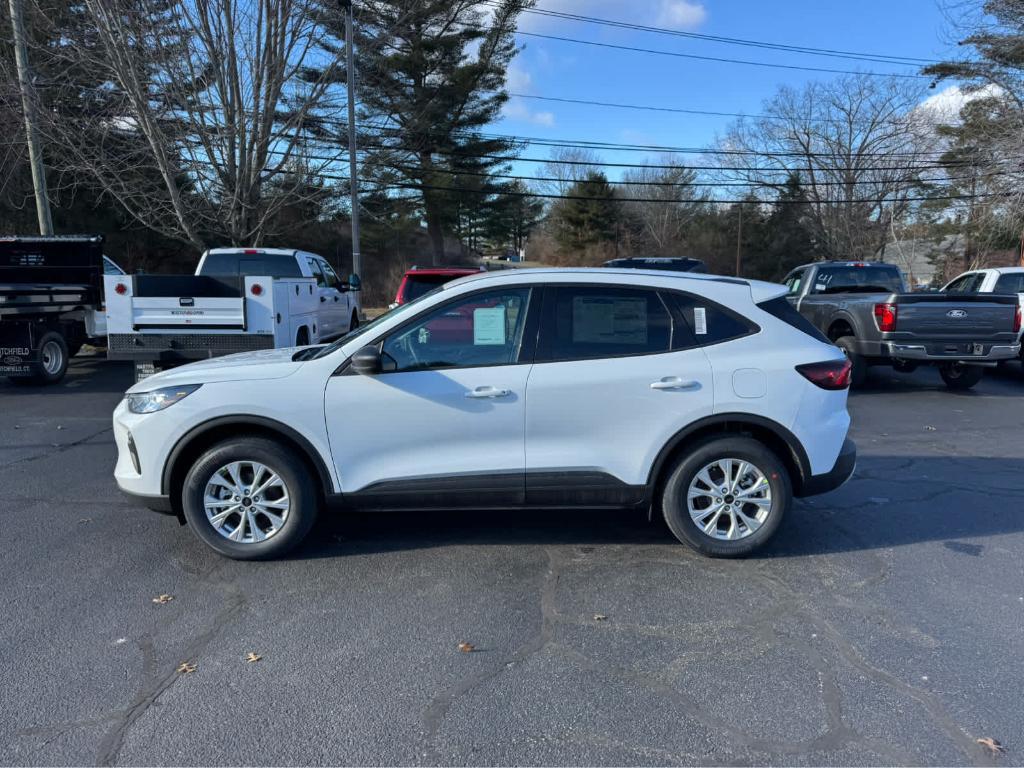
[320,296,326,302]
[650,376,700,391]
[465,385,511,399]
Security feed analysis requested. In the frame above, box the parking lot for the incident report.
[1,353,1021,766]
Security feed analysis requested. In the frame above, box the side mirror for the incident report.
[350,345,381,376]
[348,274,362,292]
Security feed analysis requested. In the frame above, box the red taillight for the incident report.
[873,302,897,332]
[796,359,852,390]
[244,248,259,254]
[1014,304,1021,334]
[114,282,128,295]
[250,283,263,296]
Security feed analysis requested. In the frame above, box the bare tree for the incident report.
[536,146,602,197]
[715,74,929,260]
[36,0,342,247]
[621,155,708,255]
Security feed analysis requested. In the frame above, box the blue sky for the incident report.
[494,0,963,180]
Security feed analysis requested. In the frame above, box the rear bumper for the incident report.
[107,332,274,362]
[797,438,856,497]
[882,341,1019,362]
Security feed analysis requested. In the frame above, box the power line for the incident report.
[502,2,938,66]
[515,31,928,79]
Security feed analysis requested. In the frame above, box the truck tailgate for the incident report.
[895,293,1018,340]
[129,297,246,329]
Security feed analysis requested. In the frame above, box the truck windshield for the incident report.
[811,266,903,294]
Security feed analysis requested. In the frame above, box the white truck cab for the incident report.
[106,247,360,380]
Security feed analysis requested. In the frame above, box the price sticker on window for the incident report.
[693,307,708,335]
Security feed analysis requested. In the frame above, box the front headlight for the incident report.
[127,384,202,414]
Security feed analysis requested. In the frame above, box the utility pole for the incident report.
[340,0,362,305]
[8,0,53,235]
[735,201,743,277]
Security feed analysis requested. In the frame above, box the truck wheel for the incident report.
[661,436,791,558]
[350,311,359,332]
[296,327,309,346]
[835,336,867,388]
[892,359,918,374]
[31,331,69,385]
[181,436,319,560]
[939,362,984,390]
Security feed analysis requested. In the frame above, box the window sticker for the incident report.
[473,306,507,345]
[572,296,647,344]
[693,306,707,335]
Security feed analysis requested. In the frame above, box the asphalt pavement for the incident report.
[1,352,1022,766]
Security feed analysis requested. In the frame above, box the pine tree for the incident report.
[551,172,620,250]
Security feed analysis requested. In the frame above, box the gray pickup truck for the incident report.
[782,261,1021,390]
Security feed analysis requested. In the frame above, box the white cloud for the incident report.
[506,64,532,93]
[503,97,557,126]
[656,0,707,29]
[917,84,1002,121]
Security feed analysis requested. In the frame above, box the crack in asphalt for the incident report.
[0,426,112,469]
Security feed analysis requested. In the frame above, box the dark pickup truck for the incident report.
[782,261,1021,390]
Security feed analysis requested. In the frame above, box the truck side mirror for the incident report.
[348,274,362,292]
[350,345,381,375]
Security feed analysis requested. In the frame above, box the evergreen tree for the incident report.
[551,172,620,251]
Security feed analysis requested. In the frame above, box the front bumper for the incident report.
[798,437,856,497]
[883,342,1020,363]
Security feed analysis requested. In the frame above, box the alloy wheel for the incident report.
[687,458,772,541]
[203,461,291,543]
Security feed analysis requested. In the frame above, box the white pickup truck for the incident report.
[105,248,360,380]
[943,267,1024,363]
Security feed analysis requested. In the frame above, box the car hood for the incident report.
[126,346,312,392]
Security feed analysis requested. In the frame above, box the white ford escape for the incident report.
[113,268,856,560]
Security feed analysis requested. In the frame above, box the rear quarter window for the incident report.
[669,293,759,346]
[756,297,830,343]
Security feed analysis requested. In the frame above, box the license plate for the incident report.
[972,343,985,355]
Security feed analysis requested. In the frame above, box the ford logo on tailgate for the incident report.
[947,309,968,318]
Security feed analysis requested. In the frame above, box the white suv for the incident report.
[112,268,856,559]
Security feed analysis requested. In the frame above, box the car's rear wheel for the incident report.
[661,436,791,557]
[181,437,318,560]
[834,336,866,388]
[938,362,984,390]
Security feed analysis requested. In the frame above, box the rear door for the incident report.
[523,284,714,506]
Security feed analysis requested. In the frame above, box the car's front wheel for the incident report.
[661,436,791,557]
[181,436,318,560]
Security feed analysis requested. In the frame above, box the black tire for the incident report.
[834,336,867,388]
[350,310,359,332]
[296,326,310,346]
[661,436,791,558]
[24,331,69,385]
[181,436,319,560]
[939,362,984,390]
[892,359,918,374]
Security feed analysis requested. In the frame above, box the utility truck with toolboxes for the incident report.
[105,247,360,381]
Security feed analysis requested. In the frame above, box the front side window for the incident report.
[320,260,341,288]
[307,258,328,288]
[784,270,805,295]
[380,288,532,372]
[537,286,672,361]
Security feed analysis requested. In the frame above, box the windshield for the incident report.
[311,286,443,360]
[401,274,459,302]
[811,266,903,295]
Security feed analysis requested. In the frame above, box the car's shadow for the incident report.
[291,454,1024,561]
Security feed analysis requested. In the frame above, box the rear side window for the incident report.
[537,286,673,361]
[756,297,829,343]
[994,273,1024,293]
[200,252,303,277]
[946,273,984,293]
[670,293,758,346]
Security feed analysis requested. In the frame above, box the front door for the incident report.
[324,286,537,507]
[524,285,715,506]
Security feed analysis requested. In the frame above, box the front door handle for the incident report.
[320,296,327,302]
[650,376,700,391]
[465,385,511,399]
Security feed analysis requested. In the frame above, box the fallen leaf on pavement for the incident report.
[593,614,608,621]
[152,594,174,604]
[176,661,197,674]
[245,652,262,663]
[457,642,475,653]
[977,738,1006,756]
